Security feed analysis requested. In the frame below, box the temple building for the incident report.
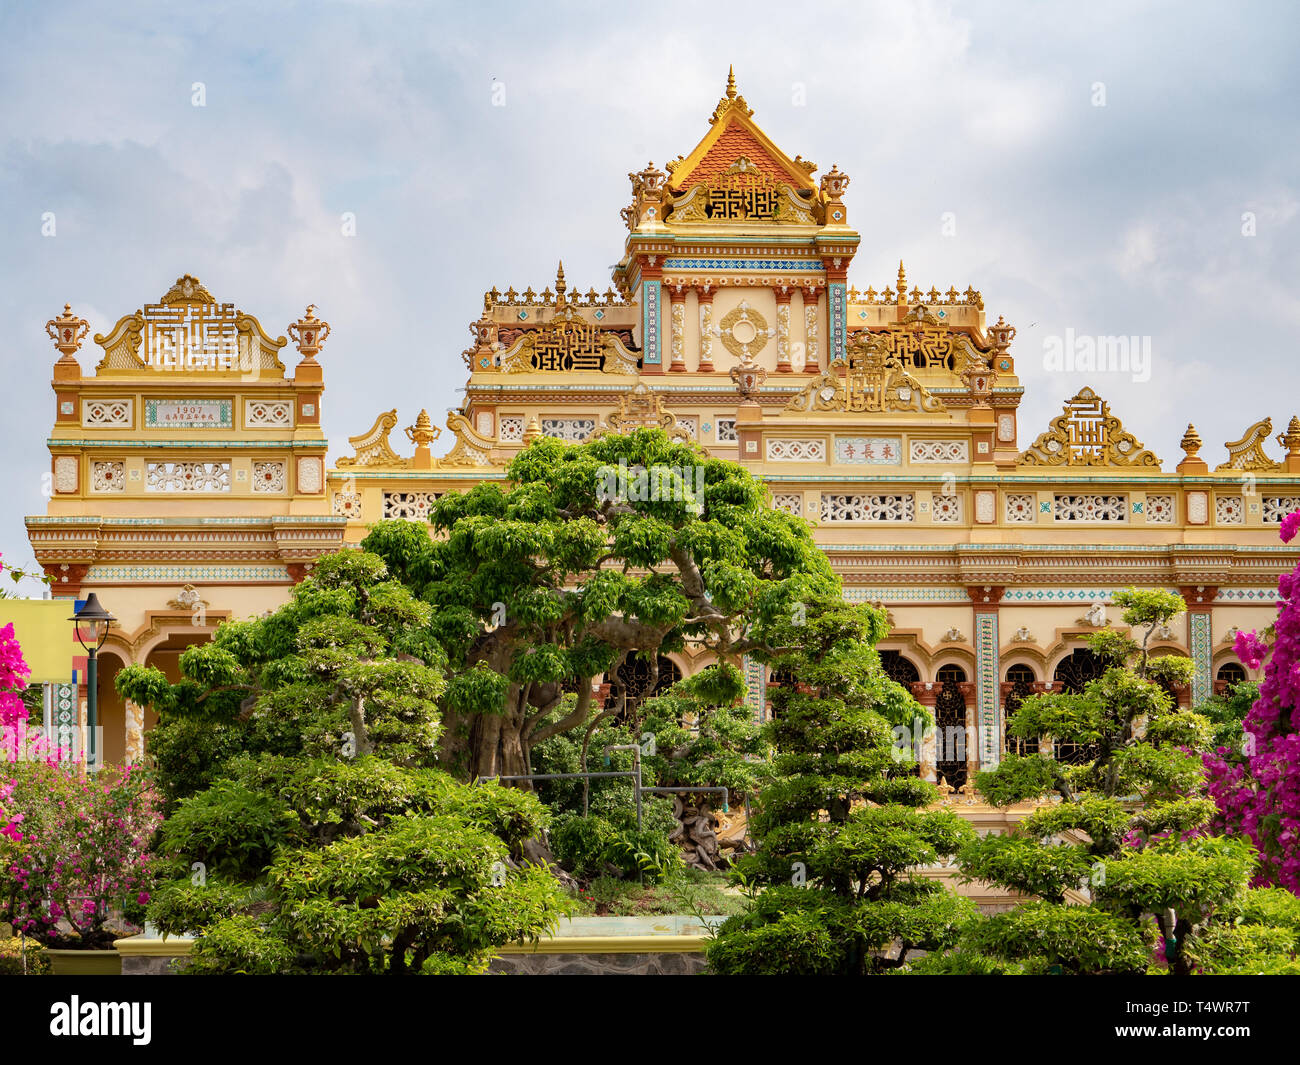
[28,73,1300,786]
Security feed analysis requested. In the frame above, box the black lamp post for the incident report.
[70,593,114,771]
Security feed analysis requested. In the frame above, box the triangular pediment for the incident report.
[665,70,818,194]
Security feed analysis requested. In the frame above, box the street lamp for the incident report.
[70,593,114,771]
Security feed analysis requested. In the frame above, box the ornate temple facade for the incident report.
[28,73,1300,784]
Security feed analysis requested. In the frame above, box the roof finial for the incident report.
[896,261,907,304]
[555,260,566,295]
[726,65,737,99]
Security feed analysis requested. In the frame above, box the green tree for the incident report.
[361,427,839,781]
[706,598,978,975]
[116,551,568,974]
[933,588,1272,975]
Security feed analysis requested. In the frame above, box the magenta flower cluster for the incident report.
[1203,510,1300,893]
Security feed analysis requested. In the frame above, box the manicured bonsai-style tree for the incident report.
[361,427,841,781]
[116,551,568,974]
[1204,511,1300,895]
[923,589,1266,975]
[707,598,978,975]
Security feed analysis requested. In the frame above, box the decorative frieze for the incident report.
[931,493,961,523]
[82,399,132,428]
[382,491,438,520]
[91,461,125,493]
[1005,493,1036,523]
[1215,495,1244,525]
[54,456,79,494]
[296,457,324,494]
[767,438,826,462]
[909,439,969,464]
[1145,494,1175,523]
[773,493,803,516]
[332,491,362,518]
[820,493,914,522]
[146,461,231,492]
[540,418,597,442]
[251,461,286,493]
[244,399,293,428]
[1262,496,1300,523]
[1053,494,1127,522]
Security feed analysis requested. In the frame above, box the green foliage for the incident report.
[361,428,842,779]
[708,599,976,974]
[961,902,1152,974]
[950,588,1284,975]
[0,933,51,975]
[125,550,568,974]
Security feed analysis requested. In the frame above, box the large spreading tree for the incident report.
[362,427,839,781]
[116,551,568,974]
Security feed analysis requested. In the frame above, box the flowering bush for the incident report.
[1204,510,1300,894]
[2,763,162,949]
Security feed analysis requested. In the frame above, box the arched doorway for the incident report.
[1052,648,1106,764]
[1003,663,1039,756]
[93,651,130,766]
[934,664,968,788]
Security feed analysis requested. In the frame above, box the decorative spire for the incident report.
[1279,416,1300,472]
[523,416,542,444]
[896,261,907,305]
[1177,423,1209,474]
[289,305,331,362]
[405,408,441,470]
[46,303,89,364]
[555,261,566,297]
[710,66,753,123]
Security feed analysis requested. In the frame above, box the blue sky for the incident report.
[2,0,1298,574]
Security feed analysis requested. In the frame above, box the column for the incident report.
[1181,585,1217,706]
[910,681,940,783]
[801,286,820,374]
[742,654,766,724]
[957,681,980,784]
[668,288,687,372]
[641,273,663,374]
[827,278,848,366]
[696,288,715,373]
[125,699,145,763]
[968,585,1004,771]
[774,288,793,372]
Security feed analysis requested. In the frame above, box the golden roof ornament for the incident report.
[1278,416,1300,472]
[46,303,89,364]
[405,408,441,470]
[1216,417,1281,472]
[987,315,1017,353]
[522,416,542,444]
[819,164,849,200]
[896,261,908,305]
[709,65,753,123]
[1018,388,1160,468]
[289,305,330,362]
[1177,423,1208,475]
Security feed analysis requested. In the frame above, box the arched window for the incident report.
[1052,649,1105,764]
[879,650,921,687]
[934,664,968,789]
[1217,662,1247,686]
[613,655,682,720]
[1003,664,1039,757]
